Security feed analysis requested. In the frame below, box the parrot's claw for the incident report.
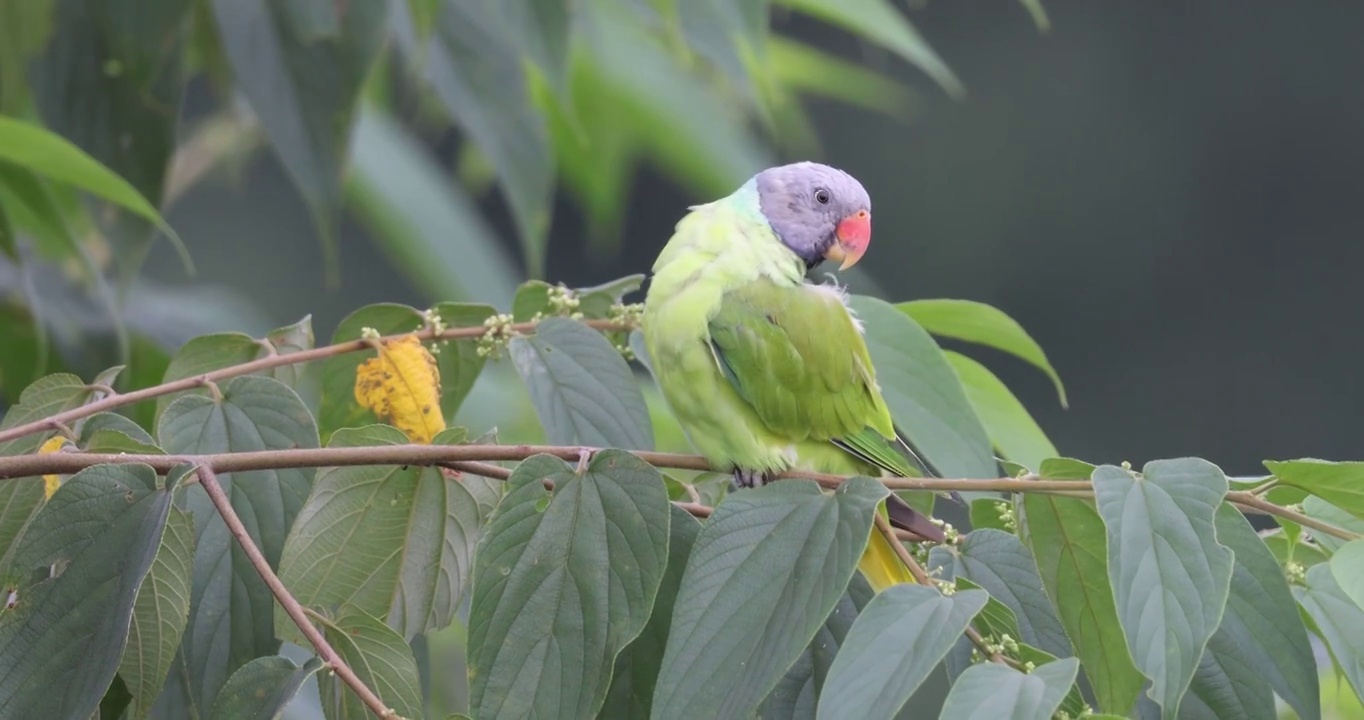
[731,468,776,489]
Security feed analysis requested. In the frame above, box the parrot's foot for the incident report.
[731,468,777,489]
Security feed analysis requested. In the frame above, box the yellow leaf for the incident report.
[354,334,446,444]
[37,435,66,500]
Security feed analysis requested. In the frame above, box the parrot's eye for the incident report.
[813,188,831,205]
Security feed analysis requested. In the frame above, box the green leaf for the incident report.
[317,303,425,441]
[393,0,554,277]
[1265,460,1364,521]
[901,299,1066,406]
[210,655,323,720]
[1177,628,1272,720]
[77,410,155,445]
[210,0,387,283]
[937,528,1072,660]
[469,451,671,719]
[316,605,425,720]
[277,424,490,642]
[512,280,554,322]
[969,497,1013,532]
[1020,486,1143,715]
[156,375,319,712]
[346,108,523,307]
[0,0,53,114]
[944,351,1057,469]
[28,0,195,281]
[263,314,316,388]
[121,506,195,720]
[0,463,172,719]
[773,0,964,99]
[433,302,497,419]
[1302,495,1364,554]
[650,476,887,720]
[1210,503,1319,720]
[600,505,702,719]
[1263,530,1329,570]
[937,657,1081,720]
[850,295,995,479]
[1092,458,1234,719]
[817,584,988,719]
[509,317,655,450]
[154,316,316,419]
[1332,538,1364,608]
[0,371,96,455]
[0,193,14,261]
[1295,564,1364,703]
[495,0,572,97]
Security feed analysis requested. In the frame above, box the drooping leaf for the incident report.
[0,463,172,719]
[1210,503,1319,720]
[773,0,964,98]
[850,295,995,479]
[210,0,388,282]
[937,657,1081,720]
[817,584,989,720]
[1020,480,1143,715]
[210,655,323,720]
[944,350,1057,470]
[346,108,522,308]
[316,605,425,720]
[600,505,702,719]
[1092,459,1234,719]
[1295,564,1364,703]
[650,477,887,720]
[901,299,1066,406]
[392,0,554,277]
[121,506,195,720]
[156,375,319,712]
[509,317,654,450]
[317,303,426,441]
[935,528,1072,660]
[277,425,489,642]
[468,451,671,719]
[1265,460,1364,521]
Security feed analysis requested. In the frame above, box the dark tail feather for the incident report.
[892,426,965,507]
[885,492,946,543]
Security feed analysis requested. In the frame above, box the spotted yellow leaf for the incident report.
[37,435,67,499]
[354,335,446,444]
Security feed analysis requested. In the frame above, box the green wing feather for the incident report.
[706,278,926,476]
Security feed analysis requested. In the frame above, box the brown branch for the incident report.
[873,515,1023,669]
[1226,491,1356,542]
[194,465,400,720]
[0,319,629,448]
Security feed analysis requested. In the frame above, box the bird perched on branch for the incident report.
[641,161,945,591]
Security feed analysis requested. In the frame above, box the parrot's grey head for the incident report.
[753,161,872,271]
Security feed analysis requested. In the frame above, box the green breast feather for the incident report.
[706,279,926,478]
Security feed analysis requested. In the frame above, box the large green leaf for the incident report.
[0,463,172,719]
[509,317,655,450]
[210,655,323,720]
[432,302,497,419]
[468,451,671,719]
[28,0,194,280]
[156,375,319,713]
[1092,459,1234,719]
[493,0,572,96]
[1332,539,1364,611]
[153,315,316,419]
[935,528,1071,660]
[817,584,988,720]
[0,117,186,264]
[277,424,489,641]
[773,0,963,98]
[599,505,702,719]
[944,351,1057,469]
[900,299,1066,406]
[121,506,195,720]
[210,0,387,281]
[1209,503,1319,720]
[392,0,553,277]
[1177,629,1273,720]
[1302,495,1364,554]
[1265,460,1364,521]
[315,605,424,720]
[650,477,887,720]
[1020,481,1143,715]
[1294,564,1364,702]
[346,109,522,308]
[937,657,1081,720]
[850,295,995,479]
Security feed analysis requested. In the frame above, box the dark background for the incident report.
[148,0,1364,477]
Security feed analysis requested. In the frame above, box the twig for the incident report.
[194,465,399,720]
[873,515,1023,669]
[1227,491,1359,542]
[0,319,629,447]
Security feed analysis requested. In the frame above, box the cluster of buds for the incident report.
[1056,707,1096,720]
[994,500,1018,532]
[477,313,518,359]
[546,284,583,319]
[421,308,449,354]
[930,516,962,545]
[609,301,645,328]
[1285,560,1305,584]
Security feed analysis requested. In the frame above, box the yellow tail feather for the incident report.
[857,524,917,592]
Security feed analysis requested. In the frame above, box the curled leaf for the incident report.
[353,334,446,444]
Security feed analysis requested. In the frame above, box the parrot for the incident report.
[640,160,946,592]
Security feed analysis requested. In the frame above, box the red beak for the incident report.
[827,209,871,270]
